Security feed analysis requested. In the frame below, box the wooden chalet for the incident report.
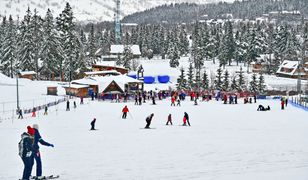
[19,71,36,80]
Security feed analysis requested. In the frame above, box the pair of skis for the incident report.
[30,175,60,180]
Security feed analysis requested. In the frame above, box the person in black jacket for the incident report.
[145,113,154,128]
[184,112,190,126]
[90,118,96,130]
[20,126,35,180]
[32,124,54,178]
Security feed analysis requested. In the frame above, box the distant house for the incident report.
[83,70,121,77]
[251,54,274,73]
[276,60,308,79]
[19,71,36,80]
[102,44,141,61]
[92,61,128,75]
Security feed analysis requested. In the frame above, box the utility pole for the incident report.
[16,71,20,111]
[115,0,121,44]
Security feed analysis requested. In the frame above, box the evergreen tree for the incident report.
[222,70,230,91]
[40,9,64,80]
[178,26,189,56]
[0,16,7,71]
[1,15,17,78]
[187,63,194,89]
[238,66,246,91]
[56,2,79,81]
[177,67,187,90]
[249,73,258,93]
[18,7,36,72]
[201,71,209,90]
[219,21,235,67]
[87,24,97,65]
[31,9,44,79]
[214,68,223,90]
[122,45,134,70]
[230,76,238,91]
[258,73,266,94]
[168,42,180,68]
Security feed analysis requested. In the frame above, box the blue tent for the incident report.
[128,75,137,79]
[143,76,155,84]
[157,75,170,83]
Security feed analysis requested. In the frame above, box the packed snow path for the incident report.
[1,99,308,180]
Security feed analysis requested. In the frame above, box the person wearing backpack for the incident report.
[19,126,35,180]
[32,124,54,178]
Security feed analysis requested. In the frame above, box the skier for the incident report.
[19,126,35,180]
[32,124,54,178]
[91,92,95,101]
[171,96,176,106]
[152,96,156,105]
[66,100,70,111]
[134,95,138,105]
[223,94,227,104]
[177,99,181,106]
[166,114,172,125]
[183,112,190,126]
[90,118,96,130]
[254,95,257,103]
[138,96,142,105]
[285,98,288,107]
[281,98,285,110]
[115,94,120,103]
[73,101,77,108]
[194,98,198,105]
[234,95,238,104]
[122,106,129,119]
[32,107,36,117]
[145,113,154,129]
[80,97,84,104]
[44,106,48,115]
[18,108,23,119]
[249,97,252,104]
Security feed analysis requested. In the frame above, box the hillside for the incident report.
[0,0,234,22]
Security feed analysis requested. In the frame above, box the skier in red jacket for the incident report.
[171,96,176,106]
[122,106,129,119]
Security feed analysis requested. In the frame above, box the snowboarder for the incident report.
[171,96,176,106]
[90,118,96,130]
[183,112,190,126]
[145,113,154,129]
[32,124,54,178]
[122,106,129,119]
[166,114,172,125]
[44,106,48,115]
[177,99,181,106]
[18,108,23,119]
[19,126,35,180]
[66,100,70,111]
[281,98,285,110]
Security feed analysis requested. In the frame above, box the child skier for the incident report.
[90,118,96,130]
[177,99,181,106]
[32,124,54,178]
[183,112,190,126]
[122,106,129,119]
[145,113,154,129]
[19,126,35,180]
[166,114,172,125]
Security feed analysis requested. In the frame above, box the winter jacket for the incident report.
[184,113,189,120]
[122,107,129,113]
[33,129,52,152]
[20,133,35,158]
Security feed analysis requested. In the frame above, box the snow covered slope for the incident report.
[0,0,235,22]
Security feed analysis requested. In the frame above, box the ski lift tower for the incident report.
[115,0,122,44]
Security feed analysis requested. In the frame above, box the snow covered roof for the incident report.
[276,60,299,75]
[72,75,142,93]
[20,71,36,76]
[110,45,141,55]
[63,84,89,89]
[84,70,121,76]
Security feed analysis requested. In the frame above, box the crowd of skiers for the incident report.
[19,125,54,180]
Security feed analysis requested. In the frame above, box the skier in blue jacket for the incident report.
[32,124,54,178]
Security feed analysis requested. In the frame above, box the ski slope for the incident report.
[0,97,308,180]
